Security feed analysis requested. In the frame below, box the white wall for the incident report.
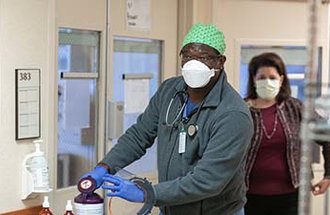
[0,0,53,212]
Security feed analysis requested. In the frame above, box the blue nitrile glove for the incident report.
[102,174,145,202]
[80,165,108,189]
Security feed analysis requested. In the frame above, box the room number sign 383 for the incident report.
[16,69,40,86]
[19,72,32,81]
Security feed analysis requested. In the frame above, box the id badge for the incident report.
[178,130,186,154]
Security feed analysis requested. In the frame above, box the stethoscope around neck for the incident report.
[164,90,204,137]
[165,91,187,127]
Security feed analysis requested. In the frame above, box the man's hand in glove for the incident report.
[102,174,145,202]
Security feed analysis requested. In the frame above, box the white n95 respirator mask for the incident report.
[255,79,281,100]
[181,60,216,88]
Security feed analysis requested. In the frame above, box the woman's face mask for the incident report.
[255,79,281,100]
[181,60,217,88]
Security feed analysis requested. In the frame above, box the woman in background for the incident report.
[244,52,330,215]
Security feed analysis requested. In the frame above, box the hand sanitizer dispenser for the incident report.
[22,139,52,199]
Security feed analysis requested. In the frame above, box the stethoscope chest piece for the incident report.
[187,124,198,137]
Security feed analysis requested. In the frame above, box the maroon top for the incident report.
[248,104,296,195]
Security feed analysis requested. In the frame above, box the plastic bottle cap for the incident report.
[65,200,73,211]
[33,141,45,156]
[43,196,50,208]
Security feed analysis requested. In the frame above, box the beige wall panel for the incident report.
[57,0,106,30]
[0,0,52,213]
[193,0,213,24]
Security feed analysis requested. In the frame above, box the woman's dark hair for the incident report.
[246,52,291,102]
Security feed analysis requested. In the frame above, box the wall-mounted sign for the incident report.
[126,0,151,30]
[15,69,40,140]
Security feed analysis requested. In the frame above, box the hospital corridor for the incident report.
[1,0,330,214]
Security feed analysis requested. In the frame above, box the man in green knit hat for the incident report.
[80,23,253,215]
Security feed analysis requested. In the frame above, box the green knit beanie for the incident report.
[182,23,226,55]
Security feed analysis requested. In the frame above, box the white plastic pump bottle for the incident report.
[27,140,50,191]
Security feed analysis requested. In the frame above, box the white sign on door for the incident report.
[126,0,151,30]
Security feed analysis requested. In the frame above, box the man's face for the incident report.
[180,43,226,89]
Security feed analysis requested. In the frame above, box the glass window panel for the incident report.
[59,28,99,73]
[57,28,100,189]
